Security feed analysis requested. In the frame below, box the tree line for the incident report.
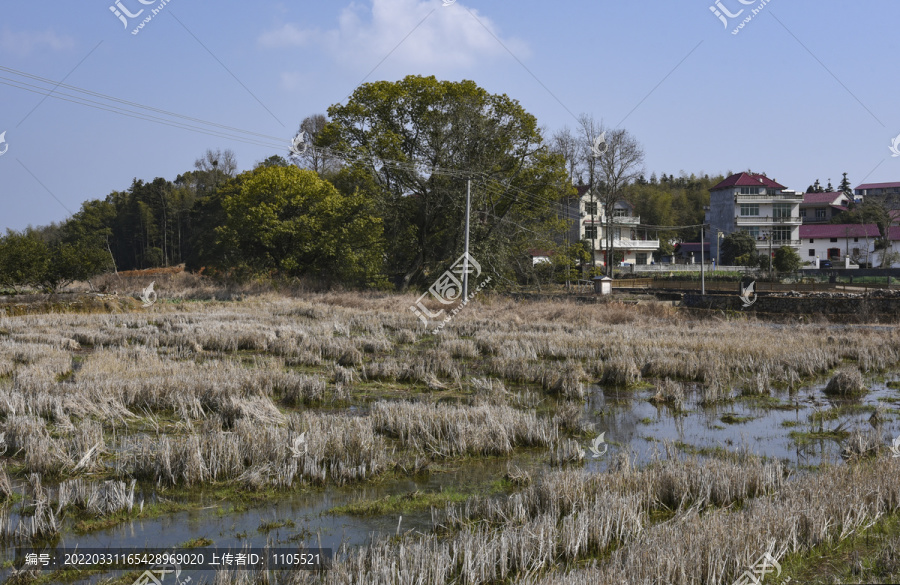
[1,75,741,292]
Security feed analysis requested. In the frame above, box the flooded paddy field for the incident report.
[2,293,900,584]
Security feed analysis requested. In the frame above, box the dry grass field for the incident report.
[2,289,900,584]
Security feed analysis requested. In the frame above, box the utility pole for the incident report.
[700,224,706,296]
[462,178,471,298]
[589,179,596,272]
[589,133,602,275]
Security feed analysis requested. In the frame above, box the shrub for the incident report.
[824,367,866,396]
[773,246,801,273]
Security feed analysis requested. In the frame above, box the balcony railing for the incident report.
[598,239,660,250]
[612,216,640,225]
[735,193,803,201]
[753,239,802,248]
[735,215,802,226]
[582,215,641,225]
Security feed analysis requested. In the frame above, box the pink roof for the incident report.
[710,172,786,191]
[855,182,900,190]
[890,226,900,241]
[802,192,847,205]
[800,224,881,239]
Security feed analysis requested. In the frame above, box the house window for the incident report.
[808,249,815,257]
[584,202,598,216]
[809,239,814,243]
[815,209,827,219]
[830,238,838,243]
[773,203,792,219]
[853,237,859,242]
[636,253,648,265]
[772,227,791,242]
[853,248,860,256]
[740,187,764,195]
[740,204,760,216]
[584,226,597,240]
[613,208,629,218]
[800,209,807,218]
[743,227,760,239]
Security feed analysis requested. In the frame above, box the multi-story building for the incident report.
[854,181,900,199]
[574,185,660,266]
[707,172,802,261]
[799,191,850,224]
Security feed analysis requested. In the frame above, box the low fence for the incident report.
[625,264,752,273]
[612,279,897,294]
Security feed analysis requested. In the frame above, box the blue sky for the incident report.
[1,0,898,232]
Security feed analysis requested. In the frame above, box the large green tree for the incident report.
[773,246,801,273]
[214,166,387,287]
[0,228,110,292]
[320,75,571,290]
[720,231,757,266]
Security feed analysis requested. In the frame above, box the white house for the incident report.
[707,172,802,261]
[870,226,900,268]
[576,186,660,266]
[799,192,850,224]
[799,223,880,267]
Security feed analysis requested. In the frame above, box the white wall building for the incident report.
[577,186,660,266]
[799,192,850,224]
[799,224,880,267]
[870,226,900,268]
[854,181,900,199]
[707,172,802,261]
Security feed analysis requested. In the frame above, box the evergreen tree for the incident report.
[839,172,852,196]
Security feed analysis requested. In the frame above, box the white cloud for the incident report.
[0,28,75,57]
[259,0,528,70]
[259,23,313,48]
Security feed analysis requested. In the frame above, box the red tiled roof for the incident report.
[856,182,900,190]
[710,172,786,191]
[802,192,847,205]
[888,226,900,240]
[830,205,849,212]
[800,224,881,239]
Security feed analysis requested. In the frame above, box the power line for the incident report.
[5,63,706,237]
[0,78,284,150]
[0,65,287,148]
